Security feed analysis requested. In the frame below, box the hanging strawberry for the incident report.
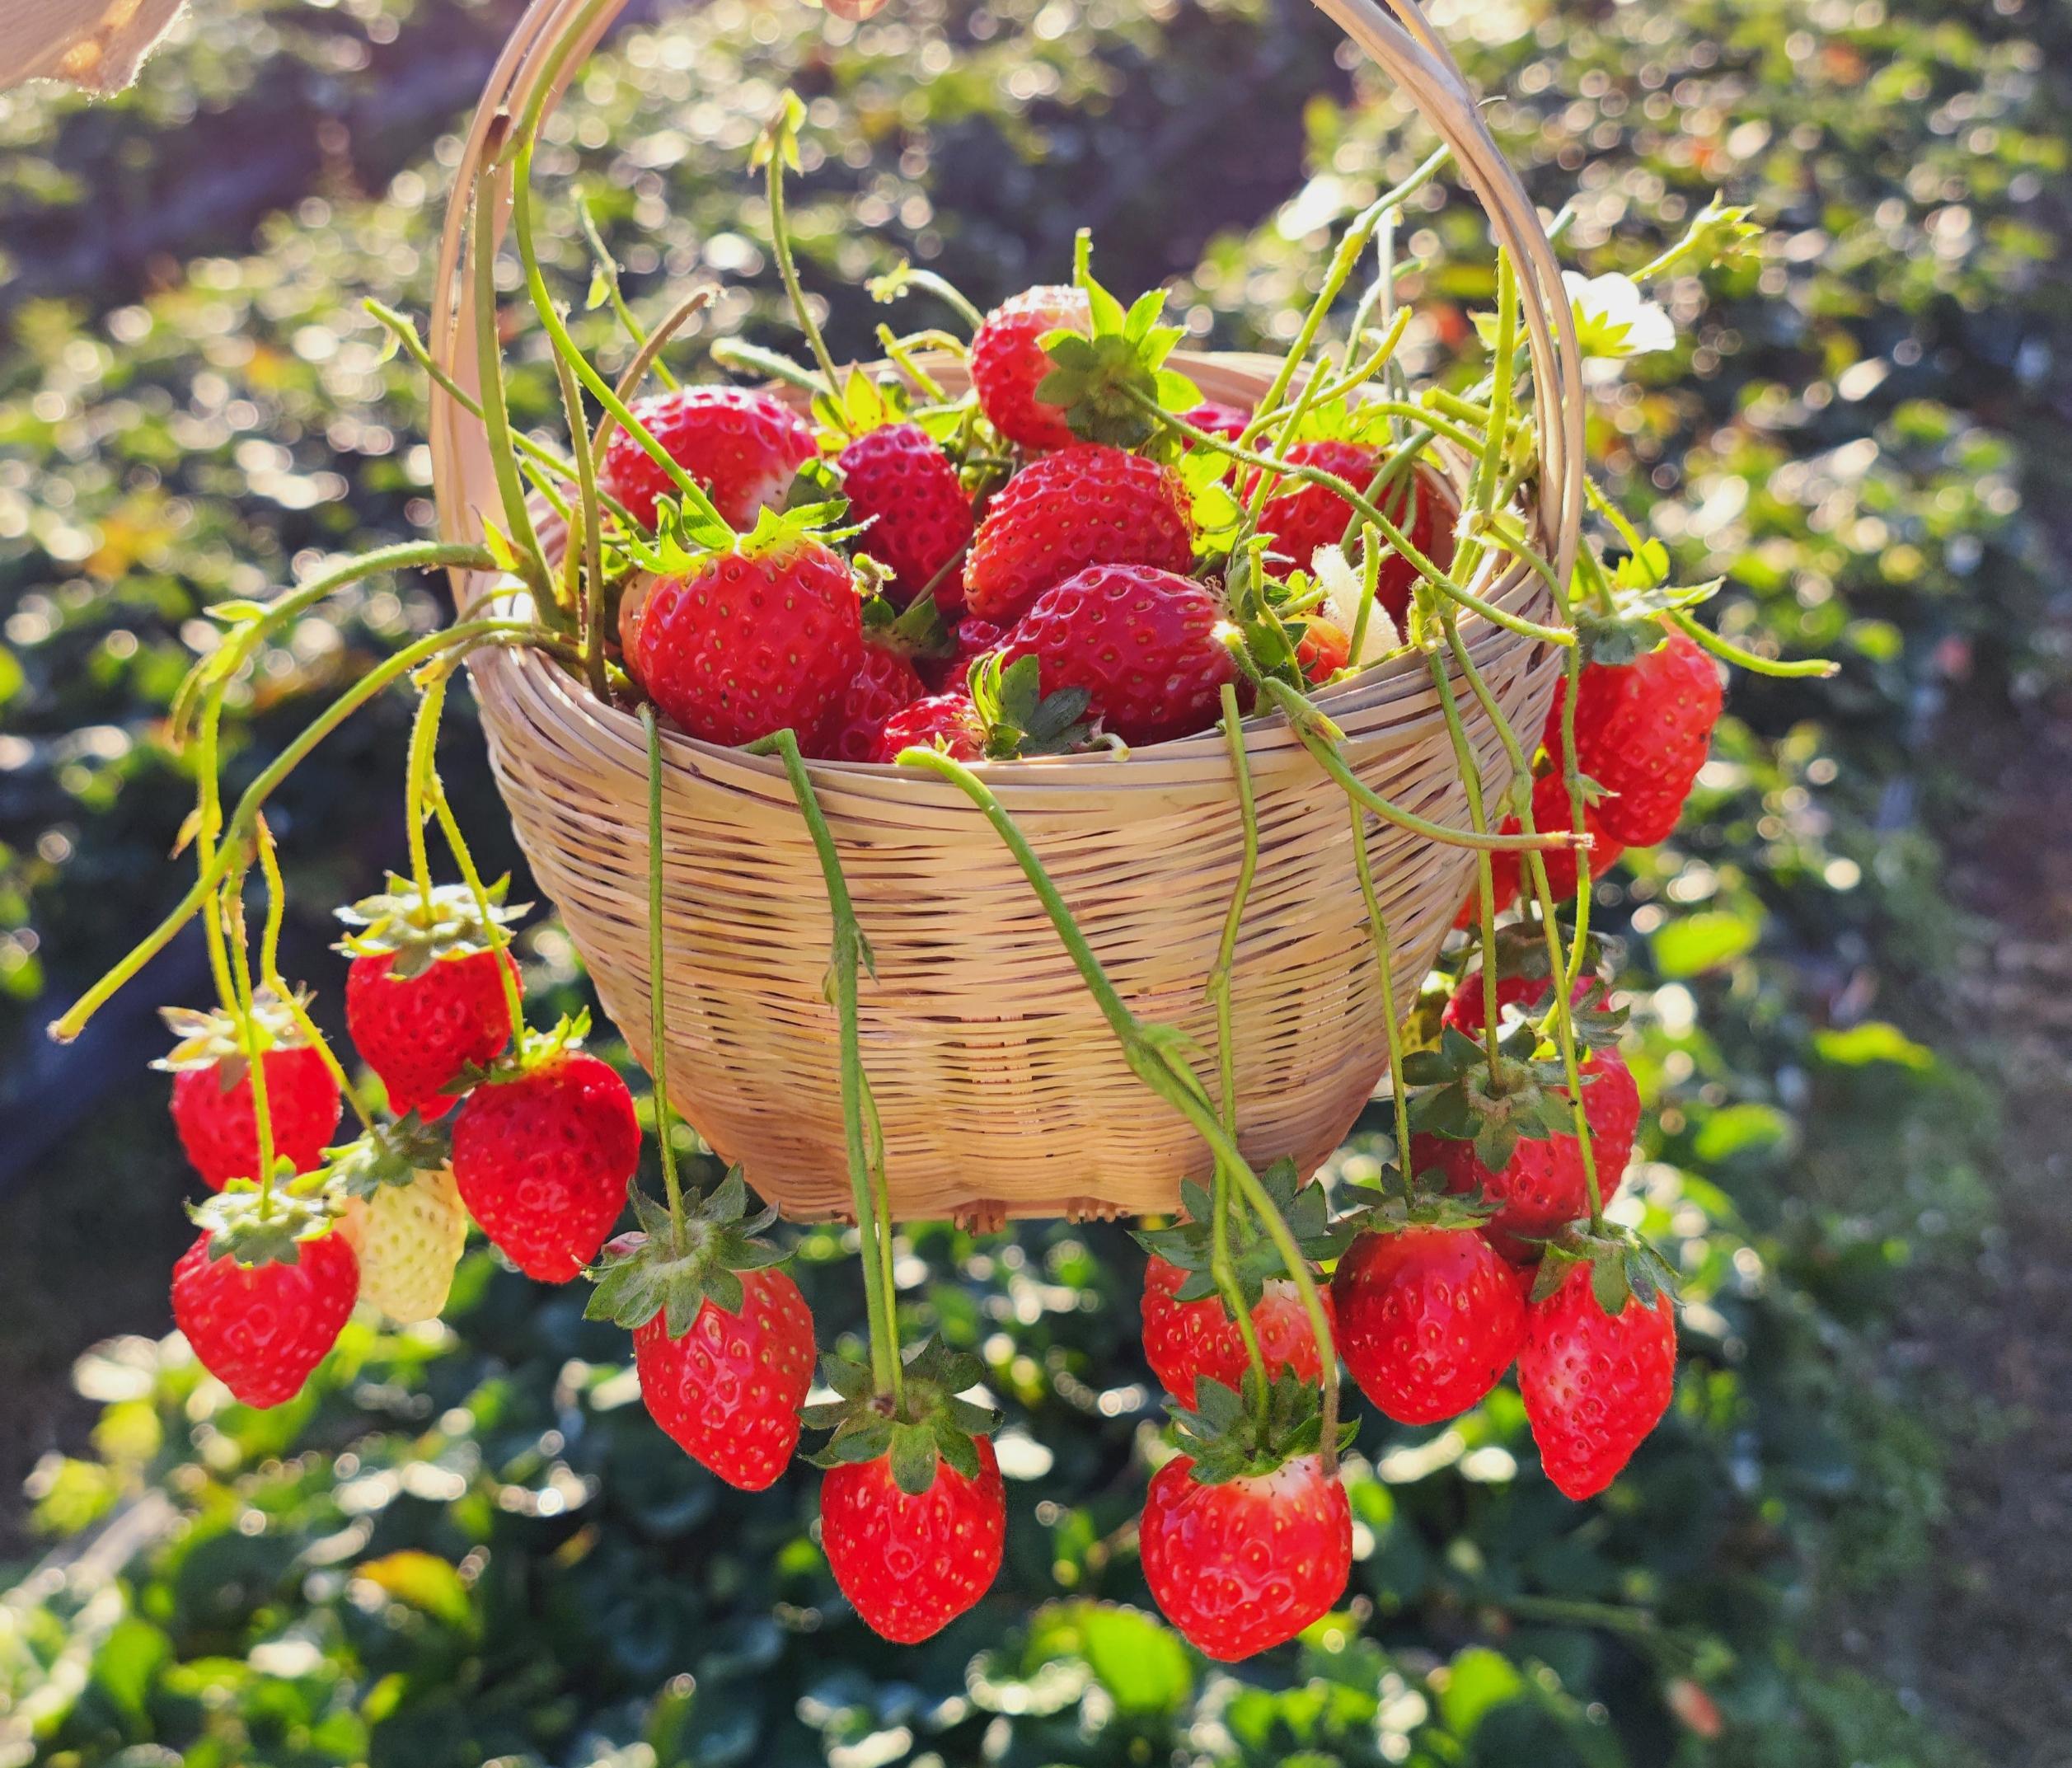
[158,992,342,1190]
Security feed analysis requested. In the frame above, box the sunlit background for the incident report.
[2,0,2065,1761]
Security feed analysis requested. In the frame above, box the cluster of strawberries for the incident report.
[602,279,1457,767]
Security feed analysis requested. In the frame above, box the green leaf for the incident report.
[1650,908,1762,978]
[1074,1604,1193,1714]
[1813,1021,1936,1072]
[356,1550,475,1632]
[1437,1646,1531,1737]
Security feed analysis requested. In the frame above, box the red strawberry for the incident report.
[627,531,863,748]
[963,444,1194,626]
[159,996,342,1190]
[1295,613,1351,685]
[1181,401,1252,445]
[1332,1225,1528,1424]
[1518,1258,1676,1498]
[970,284,1090,450]
[1258,451,1457,628]
[171,1197,359,1409]
[837,421,973,607]
[810,644,926,762]
[821,1434,1006,1643]
[1546,632,1723,847]
[875,691,981,762]
[996,563,1233,747]
[602,385,817,530]
[1410,1048,1641,1261]
[1140,1452,1351,1661]
[1140,1254,1334,1408]
[634,1266,815,1489]
[918,613,1004,693]
[337,880,522,1121]
[1459,769,1624,929]
[1441,967,1594,1039]
[451,1025,639,1281]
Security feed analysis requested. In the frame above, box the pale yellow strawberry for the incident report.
[348,1165,468,1325]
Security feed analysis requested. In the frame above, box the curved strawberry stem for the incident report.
[757,92,846,425]
[1209,685,1273,1410]
[253,818,373,1133]
[49,620,564,1044]
[899,748,1340,1473]
[218,870,279,1208]
[547,343,611,706]
[403,681,443,911]
[1344,519,1384,666]
[575,191,682,392]
[642,706,687,1230]
[1348,800,1415,1195]
[758,728,902,1405]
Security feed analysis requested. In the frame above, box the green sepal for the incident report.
[155,987,319,1086]
[189,1185,340,1269]
[860,588,955,661]
[803,1334,1000,1489]
[1330,1177,1497,1238]
[1404,1028,1573,1170]
[967,653,1095,759]
[1530,1223,1681,1314]
[1130,1158,1350,1313]
[325,1114,452,1200]
[582,1166,786,1337]
[750,88,806,175]
[335,875,527,980]
[1033,243,1198,454]
[1167,1367,1353,1484]
[1577,546,1722,666]
[815,363,911,446]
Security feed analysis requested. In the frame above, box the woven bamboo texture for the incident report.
[425,0,1586,1224]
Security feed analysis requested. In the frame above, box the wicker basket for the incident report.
[424,0,1586,1226]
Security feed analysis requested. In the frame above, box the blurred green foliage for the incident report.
[2,0,2063,1760]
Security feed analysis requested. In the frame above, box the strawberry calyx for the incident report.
[451,1009,588,1091]
[625,489,864,583]
[860,585,955,663]
[155,986,316,1083]
[1573,545,1722,667]
[1529,1222,1681,1315]
[335,875,527,979]
[813,363,914,449]
[1404,1024,1577,1171]
[324,1113,451,1200]
[965,653,1095,759]
[804,1336,1001,1497]
[1035,246,1199,455]
[1168,1367,1354,1486]
[189,1184,341,1269]
[1332,1181,1498,1240]
[1133,1157,1348,1312]
[584,1167,788,1334]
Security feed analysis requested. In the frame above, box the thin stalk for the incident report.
[549,344,612,706]
[424,712,527,1051]
[1209,687,1271,1405]
[874,325,947,401]
[222,881,278,1204]
[898,749,1339,1474]
[886,266,986,333]
[764,127,846,417]
[50,620,556,1043]
[402,682,443,909]
[254,821,373,1133]
[1671,608,1838,678]
[576,192,681,391]
[759,729,901,1404]
[642,707,686,1227]
[467,153,553,606]
[1346,521,1384,664]
[1349,802,1414,1187]
[711,337,827,395]
[589,287,716,464]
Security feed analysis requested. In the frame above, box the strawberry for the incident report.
[916,613,1003,692]
[1257,451,1457,629]
[1518,1248,1677,1499]
[1181,401,1253,445]
[337,879,523,1121]
[810,643,926,763]
[332,1118,468,1325]
[602,385,817,531]
[1546,631,1723,847]
[808,1340,1006,1643]
[1458,769,1624,928]
[589,1172,815,1490]
[1139,1369,1352,1662]
[159,992,342,1190]
[1332,1222,1528,1425]
[963,444,1194,626]
[1140,1255,1335,1408]
[970,284,1090,450]
[171,1191,359,1408]
[450,1020,639,1282]
[626,528,863,748]
[1295,613,1351,685]
[1409,1042,1641,1262]
[837,421,974,607]
[996,563,1233,747]
[876,691,981,762]
[1440,954,1597,1039]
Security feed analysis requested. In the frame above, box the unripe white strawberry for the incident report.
[343,1165,468,1325]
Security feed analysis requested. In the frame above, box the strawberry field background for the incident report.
[1,0,2067,1761]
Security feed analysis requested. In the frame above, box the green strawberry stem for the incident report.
[254,821,373,1133]
[899,748,1341,1473]
[501,10,735,541]
[1440,612,1606,1225]
[1210,685,1274,1411]
[1129,392,1573,650]
[403,679,444,911]
[1452,255,1520,593]
[758,93,847,424]
[466,150,555,611]
[1344,520,1385,665]
[757,728,902,1405]
[190,659,241,1021]
[1252,677,1582,855]
[220,875,279,1208]
[871,260,987,335]
[50,620,564,1045]
[641,706,688,1229]
[585,287,715,466]
[1348,800,1415,1194]
[576,191,682,392]
[549,343,612,706]
[1246,143,1451,440]
[1416,598,1505,1083]
[873,325,949,401]
[710,337,826,396]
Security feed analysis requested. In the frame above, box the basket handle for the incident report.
[427,0,1586,601]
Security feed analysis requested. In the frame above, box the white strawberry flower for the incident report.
[1563,271,1676,361]
[1312,544,1402,665]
